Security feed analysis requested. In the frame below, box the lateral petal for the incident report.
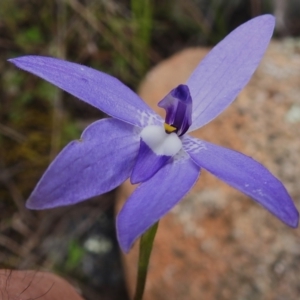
[184,136,299,228]
[8,56,161,127]
[117,155,200,253]
[26,118,140,209]
[187,15,275,131]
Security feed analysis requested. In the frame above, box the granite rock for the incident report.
[117,40,300,300]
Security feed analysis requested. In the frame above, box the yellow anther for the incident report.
[164,123,177,134]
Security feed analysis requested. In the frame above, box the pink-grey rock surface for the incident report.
[117,39,300,300]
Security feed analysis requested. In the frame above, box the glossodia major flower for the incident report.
[9,15,299,253]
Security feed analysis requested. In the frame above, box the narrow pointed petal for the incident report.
[9,56,161,127]
[184,136,299,227]
[27,119,140,209]
[187,15,275,131]
[117,155,200,252]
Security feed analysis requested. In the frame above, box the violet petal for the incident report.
[187,15,275,131]
[184,136,299,228]
[26,119,140,209]
[117,156,200,252]
[8,56,161,127]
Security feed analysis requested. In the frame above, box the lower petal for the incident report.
[184,136,299,228]
[117,154,200,253]
[27,118,140,209]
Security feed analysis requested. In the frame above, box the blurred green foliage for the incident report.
[65,239,85,272]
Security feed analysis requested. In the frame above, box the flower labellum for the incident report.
[9,15,299,253]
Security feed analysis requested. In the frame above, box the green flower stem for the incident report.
[133,222,159,300]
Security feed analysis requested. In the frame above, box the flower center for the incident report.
[130,84,192,184]
[139,83,193,157]
[158,84,192,136]
[130,125,182,184]
[140,125,182,156]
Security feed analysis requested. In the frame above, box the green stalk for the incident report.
[130,0,152,72]
[133,222,159,300]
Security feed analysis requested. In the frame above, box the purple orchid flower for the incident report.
[9,15,299,253]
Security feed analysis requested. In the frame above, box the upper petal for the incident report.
[184,136,299,228]
[117,154,200,253]
[187,15,275,131]
[27,118,140,209]
[8,56,161,127]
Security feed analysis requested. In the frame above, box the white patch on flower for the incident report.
[137,110,163,127]
[182,136,207,153]
[132,126,143,139]
[173,149,189,162]
[141,125,182,156]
